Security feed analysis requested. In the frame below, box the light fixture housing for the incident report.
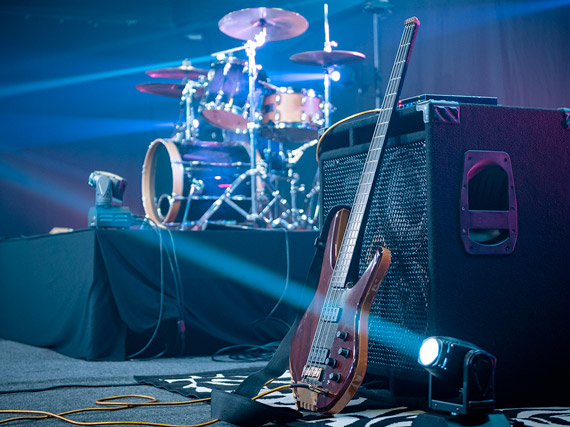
[88,171,132,228]
[418,336,497,415]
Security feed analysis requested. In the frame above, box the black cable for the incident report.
[211,342,280,363]
[130,217,186,359]
[0,383,140,395]
[162,227,186,356]
[127,217,167,360]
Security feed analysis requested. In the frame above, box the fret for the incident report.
[351,197,366,210]
[334,268,350,279]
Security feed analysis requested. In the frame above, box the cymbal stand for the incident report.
[193,29,288,229]
[244,28,267,221]
[323,3,337,128]
[271,139,319,230]
[174,79,201,142]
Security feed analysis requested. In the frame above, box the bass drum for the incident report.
[141,138,251,227]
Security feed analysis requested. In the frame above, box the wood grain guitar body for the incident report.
[289,208,391,413]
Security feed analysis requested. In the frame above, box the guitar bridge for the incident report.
[302,365,324,382]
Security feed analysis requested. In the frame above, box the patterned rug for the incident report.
[135,369,570,427]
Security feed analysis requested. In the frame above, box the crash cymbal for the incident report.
[136,83,204,98]
[290,50,366,67]
[218,7,308,42]
[145,65,208,80]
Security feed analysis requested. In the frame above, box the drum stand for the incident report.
[174,80,202,142]
[192,29,286,230]
[323,3,335,128]
[269,139,319,230]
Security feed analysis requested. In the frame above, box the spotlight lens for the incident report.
[331,70,341,82]
[419,337,440,366]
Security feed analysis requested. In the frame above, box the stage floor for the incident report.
[1,338,569,427]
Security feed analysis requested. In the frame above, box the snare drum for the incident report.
[260,87,324,143]
[200,58,252,131]
[141,138,251,227]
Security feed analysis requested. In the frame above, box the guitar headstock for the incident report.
[405,16,421,26]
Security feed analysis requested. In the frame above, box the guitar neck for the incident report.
[333,17,420,281]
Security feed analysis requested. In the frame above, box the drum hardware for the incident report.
[190,161,285,230]
[266,139,320,230]
[208,7,310,226]
[138,8,327,231]
[289,3,366,128]
[179,79,204,142]
[302,170,321,229]
[179,177,204,230]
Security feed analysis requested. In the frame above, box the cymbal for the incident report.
[218,7,308,42]
[145,65,208,80]
[136,83,204,98]
[290,50,366,67]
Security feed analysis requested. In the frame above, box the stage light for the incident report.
[418,336,440,367]
[416,336,498,415]
[413,336,508,427]
[88,171,133,228]
[330,69,341,82]
[88,171,127,206]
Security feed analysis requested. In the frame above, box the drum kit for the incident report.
[139,6,366,231]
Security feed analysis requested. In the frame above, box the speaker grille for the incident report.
[321,140,430,375]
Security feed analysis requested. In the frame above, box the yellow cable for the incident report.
[316,109,381,162]
[0,384,296,426]
[0,395,214,426]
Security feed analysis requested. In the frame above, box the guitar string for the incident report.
[305,22,415,377]
[303,21,417,385]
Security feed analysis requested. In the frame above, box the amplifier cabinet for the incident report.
[318,102,570,406]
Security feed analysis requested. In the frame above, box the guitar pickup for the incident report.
[322,306,342,323]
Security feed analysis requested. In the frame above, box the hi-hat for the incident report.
[290,50,366,67]
[218,7,308,42]
[136,83,204,98]
[145,65,207,80]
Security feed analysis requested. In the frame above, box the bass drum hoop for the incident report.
[141,138,184,226]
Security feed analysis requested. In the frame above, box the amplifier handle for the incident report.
[460,150,517,255]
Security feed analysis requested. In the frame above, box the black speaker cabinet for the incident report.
[318,101,570,406]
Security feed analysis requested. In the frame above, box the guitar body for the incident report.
[290,208,391,413]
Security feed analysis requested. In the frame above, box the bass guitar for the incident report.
[289,16,420,414]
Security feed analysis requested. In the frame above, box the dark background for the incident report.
[1,0,568,238]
